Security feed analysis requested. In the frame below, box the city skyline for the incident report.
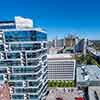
[0,0,100,40]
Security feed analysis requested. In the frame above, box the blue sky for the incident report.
[0,0,100,40]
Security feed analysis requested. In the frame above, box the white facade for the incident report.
[15,16,33,29]
[48,54,76,81]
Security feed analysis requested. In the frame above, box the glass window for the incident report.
[13,67,32,73]
[10,71,42,80]
[0,75,3,80]
[43,43,47,48]
[4,31,34,42]
[8,81,23,87]
[42,71,47,79]
[0,45,4,51]
[12,95,24,99]
[27,52,37,58]
[22,43,41,50]
[27,59,39,66]
[29,80,40,87]
[35,31,47,41]
[4,30,47,42]
[0,21,15,29]
[41,49,47,55]
[30,95,38,99]
[0,68,7,73]
[33,65,41,72]
[42,55,47,61]
[27,52,41,58]
[13,65,41,73]
[10,44,22,51]
[15,88,38,93]
[0,60,21,66]
[29,82,35,86]
[7,52,20,59]
[27,51,41,59]
[43,65,47,72]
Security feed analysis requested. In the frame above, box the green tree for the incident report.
[71,81,75,87]
[67,81,73,87]
[63,81,66,87]
[59,80,62,87]
[54,81,56,87]
[48,80,51,87]
[65,81,68,87]
[91,58,100,67]
[51,80,55,87]
[67,81,70,87]
[56,80,59,87]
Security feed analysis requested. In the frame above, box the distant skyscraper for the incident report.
[52,36,58,48]
[48,38,64,48]
[64,34,76,47]
[83,39,87,57]
[0,16,48,100]
[75,39,85,53]
[57,39,64,48]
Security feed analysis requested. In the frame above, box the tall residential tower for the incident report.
[0,16,48,100]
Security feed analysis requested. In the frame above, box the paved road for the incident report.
[46,88,84,100]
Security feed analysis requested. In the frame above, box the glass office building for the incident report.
[0,17,48,100]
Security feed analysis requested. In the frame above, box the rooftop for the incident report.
[2,27,47,33]
[77,65,100,86]
[0,16,46,33]
[48,54,75,60]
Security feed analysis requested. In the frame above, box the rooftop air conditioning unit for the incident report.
[84,75,89,81]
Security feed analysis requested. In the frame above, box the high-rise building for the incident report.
[64,34,76,47]
[74,37,88,56]
[0,16,48,100]
[51,37,64,48]
[75,39,85,53]
[56,39,64,48]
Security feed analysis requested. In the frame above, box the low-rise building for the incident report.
[0,84,10,100]
[48,54,76,81]
[77,65,100,87]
